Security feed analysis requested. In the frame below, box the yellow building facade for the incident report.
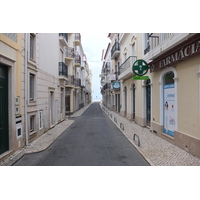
[0,33,24,160]
[147,33,200,157]
[101,33,200,158]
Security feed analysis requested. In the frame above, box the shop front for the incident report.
[149,33,200,157]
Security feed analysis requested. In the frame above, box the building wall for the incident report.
[119,33,144,123]
[22,33,66,144]
[147,33,200,157]
[151,71,160,124]
[151,56,200,138]
[177,55,199,138]
[39,33,60,76]
[0,33,24,159]
[1,32,91,162]
[102,33,200,158]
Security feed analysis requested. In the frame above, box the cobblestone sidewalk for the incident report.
[101,103,200,166]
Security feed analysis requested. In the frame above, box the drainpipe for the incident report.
[198,66,200,138]
[24,33,28,146]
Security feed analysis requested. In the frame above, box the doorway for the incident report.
[124,86,127,116]
[132,83,136,120]
[0,65,9,154]
[163,71,175,136]
[117,94,120,112]
[55,100,58,124]
[146,79,151,126]
[50,91,54,126]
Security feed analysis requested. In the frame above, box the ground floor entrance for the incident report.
[0,65,9,154]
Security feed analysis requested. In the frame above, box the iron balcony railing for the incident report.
[119,56,137,75]
[105,62,110,71]
[75,33,81,42]
[75,54,81,65]
[66,75,81,87]
[66,75,74,85]
[111,42,120,58]
[114,71,120,80]
[101,87,105,94]
[103,83,111,90]
[59,33,68,42]
[65,46,74,59]
[144,45,150,55]
[144,33,160,54]
[103,62,111,75]
[74,78,81,87]
[59,62,68,77]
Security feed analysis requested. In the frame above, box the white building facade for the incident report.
[22,33,67,144]
[65,33,92,114]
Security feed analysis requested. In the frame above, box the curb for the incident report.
[100,103,153,166]
[1,120,74,166]
[2,103,93,166]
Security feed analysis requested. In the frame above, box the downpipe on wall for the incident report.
[24,33,28,146]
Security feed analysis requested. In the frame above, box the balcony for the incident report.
[74,78,81,88]
[144,45,150,55]
[103,83,111,91]
[101,87,105,95]
[65,46,74,61]
[65,75,81,88]
[102,62,110,75]
[111,42,120,60]
[59,62,68,80]
[81,79,85,88]
[85,84,91,94]
[105,62,110,71]
[74,33,81,45]
[118,56,137,80]
[59,33,68,47]
[75,54,81,67]
[101,77,106,86]
[146,33,194,60]
[66,75,75,87]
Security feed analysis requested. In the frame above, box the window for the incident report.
[132,43,136,56]
[16,116,22,138]
[61,88,64,116]
[39,110,43,130]
[17,128,21,137]
[29,73,35,101]
[30,33,36,60]
[164,71,174,85]
[115,34,119,42]
[144,33,150,55]
[30,115,35,133]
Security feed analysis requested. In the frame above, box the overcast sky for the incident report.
[81,33,110,101]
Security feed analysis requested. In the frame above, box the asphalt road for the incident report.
[13,102,149,166]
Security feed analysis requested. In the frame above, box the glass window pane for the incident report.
[30,74,34,100]
[164,71,174,84]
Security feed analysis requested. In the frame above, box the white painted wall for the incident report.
[38,33,60,77]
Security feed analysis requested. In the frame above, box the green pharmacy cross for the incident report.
[132,59,149,76]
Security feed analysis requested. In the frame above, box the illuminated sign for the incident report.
[112,82,120,89]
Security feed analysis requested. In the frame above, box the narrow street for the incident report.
[13,102,149,166]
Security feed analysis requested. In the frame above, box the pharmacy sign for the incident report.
[132,59,149,76]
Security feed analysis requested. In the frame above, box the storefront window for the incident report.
[163,71,175,136]
[164,71,174,84]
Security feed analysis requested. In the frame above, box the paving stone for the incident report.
[101,103,200,166]
[0,103,91,166]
